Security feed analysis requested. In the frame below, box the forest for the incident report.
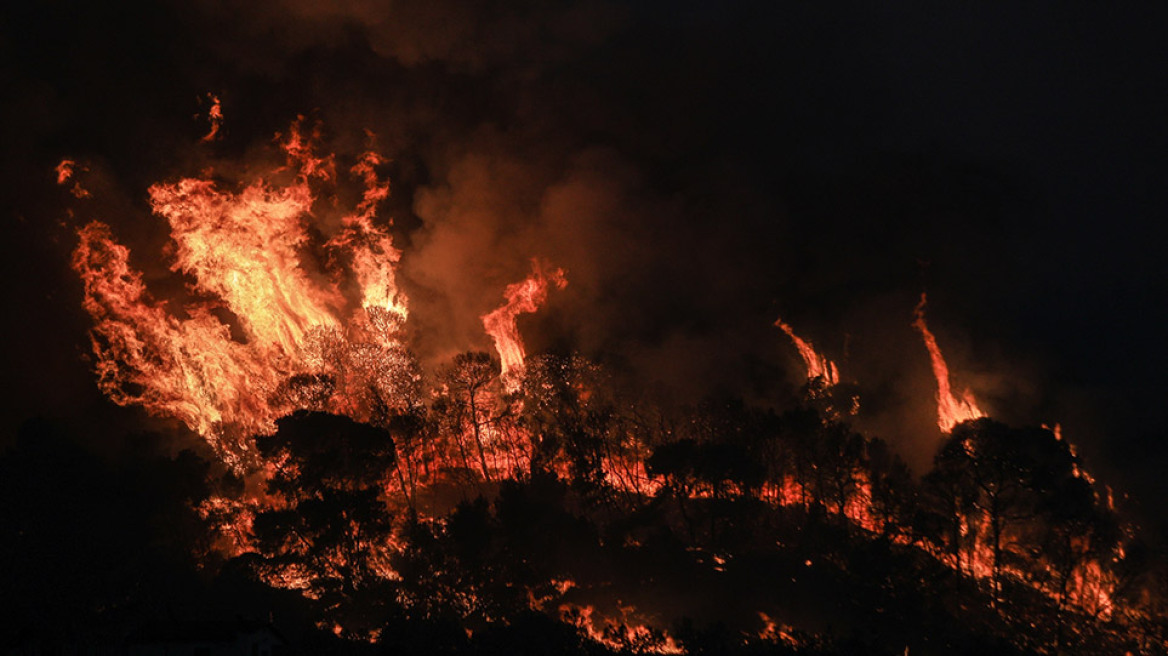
[4,351,1165,655]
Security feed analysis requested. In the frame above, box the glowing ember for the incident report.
[201,93,223,142]
[559,603,684,654]
[55,159,75,185]
[481,261,567,392]
[911,294,984,433]
[757,612,805,647]
[775,318,839,385]
[56,158,90,198]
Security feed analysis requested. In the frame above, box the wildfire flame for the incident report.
[559,602,684,654]
[73,220,284,455]
[71,120,410,467]
[55,159,75,186]
[774,318,839,386]
[56,158,90,198]
[481,261,567,392]
[61,105,1136,647]
[911,293,984,433]
[201,93,223,142]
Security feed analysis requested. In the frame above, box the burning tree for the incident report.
[58,114,1168,655]
[921,418,1131,622]
[437,352,502,484]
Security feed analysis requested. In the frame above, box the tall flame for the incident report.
[150,179,340,354]
[774,319,839,385]
[70,121,409,467]
[912,294,984,433]
[481,261,567,392]
[66,110,1129,642]
[327,147,408,327]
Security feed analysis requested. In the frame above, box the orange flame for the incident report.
[912,294,984,433]
[774,318,839,385]
[559,602,684,654]
[327,147,407,325]
[70,121,408,467]
[55,159,75,186]
[56,158,90,198]
[71,113,1122,628]
[481,261,567,392]
[72,221,286,458]
[201,93,223,142]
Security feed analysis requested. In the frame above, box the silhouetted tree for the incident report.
[521,354,616,494]
[811,421,867,524]
[775,407,826,511]
[438,351,500,484]
[928,420,1074,603]
[867,437,916,538]
[373,401,431,518]
[920,445,979,585]
[1038,474,1122,650]
[250,411,398,634]
[647,438,701,540]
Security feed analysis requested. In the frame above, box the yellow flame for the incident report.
[71,121,409,467]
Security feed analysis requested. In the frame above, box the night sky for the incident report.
[2,2,1167,527]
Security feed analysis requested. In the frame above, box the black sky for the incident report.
[2,1,1167,522]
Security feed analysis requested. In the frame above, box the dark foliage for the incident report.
[2,384,1163,655]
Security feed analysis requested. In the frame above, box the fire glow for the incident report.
[912,293,985,433]
[482,261,567,393]
[62,113,1142,650]
[775,318,839,386]
[71,120,445,469]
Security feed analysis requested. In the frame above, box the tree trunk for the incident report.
[468,388,493,482]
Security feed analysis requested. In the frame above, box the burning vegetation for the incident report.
[41,118,1168,655]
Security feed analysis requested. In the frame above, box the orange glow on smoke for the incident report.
[481,261,567,392]
[775,319,839,385]
[911,294,984,433]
